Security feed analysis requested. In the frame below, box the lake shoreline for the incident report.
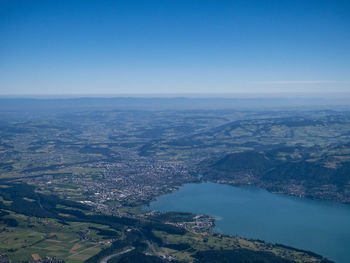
[147,181,350,263]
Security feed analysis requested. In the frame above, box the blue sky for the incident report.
[0,0,349,96]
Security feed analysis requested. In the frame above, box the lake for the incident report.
[146,182,350,263]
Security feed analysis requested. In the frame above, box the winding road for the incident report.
[99,247,135,263]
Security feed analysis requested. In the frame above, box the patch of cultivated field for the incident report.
[0,211,111,262]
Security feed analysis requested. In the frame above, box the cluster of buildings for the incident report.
[71,156,197,213]
[168,214,215,233]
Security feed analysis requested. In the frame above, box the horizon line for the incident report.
[1,92,350,99]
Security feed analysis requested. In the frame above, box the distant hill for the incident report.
[203,144,350,203]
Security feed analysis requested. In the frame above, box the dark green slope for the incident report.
[206,146,350,193]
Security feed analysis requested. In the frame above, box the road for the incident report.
[99,247,135,263]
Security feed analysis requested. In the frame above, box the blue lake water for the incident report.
[147,182,350,263]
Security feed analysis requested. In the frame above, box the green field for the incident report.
[0,211,116,262]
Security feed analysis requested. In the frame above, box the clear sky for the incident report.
[0,0,349,96]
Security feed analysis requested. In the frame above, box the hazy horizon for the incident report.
[1,91,350,99]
